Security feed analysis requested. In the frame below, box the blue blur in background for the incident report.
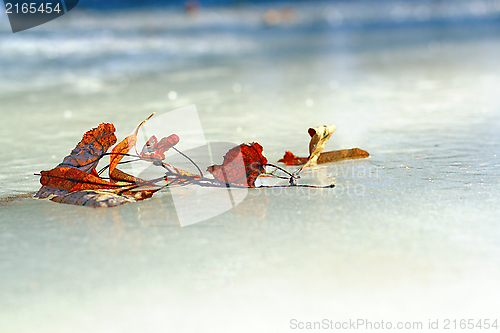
[81,0,303,9]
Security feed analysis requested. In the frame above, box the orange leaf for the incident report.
[207,142,267,187]
[277,151,308,166]
[278,124,369,168]
[139,135,158,157]
[171,165,202,179]
[109,167,145,184]
[108,134,137,176]
[279,149,369,166]
[57,123,117,173]
[40,167,122,192]
[156,134,180,157]
[109,113,154,177]
[317,148,369,163]
[90,168,100,177]
[35,123,117,199]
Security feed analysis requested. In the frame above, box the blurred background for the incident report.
[1,1,500,332]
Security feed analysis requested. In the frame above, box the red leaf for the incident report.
[207,142,267,187]
[278,124,369,168]
[40,167,122,192]
[277,151,308,166]
[36,123,117,199]
[140,134,179,160]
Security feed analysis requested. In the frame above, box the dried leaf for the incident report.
[39,167,122,192]
[35,114,188,208]
[35,123,117,198]
[51,189,156,208]
[57,123,117,173]
[316,148,369,163]
[109,135,137,176]
[109,113,154,176]
[277,151,308,166]
[304,124,336,168]
[170,166,201,178]
[279,148,369,166]
[156,135,180,157]
[140,135,158,157]
[140,134,180,160]
[35,186,70,199]
[278,124,369,168]
[109,167,145,184]
[207,142,267,187]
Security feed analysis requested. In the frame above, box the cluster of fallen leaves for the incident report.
[36,114,368,208]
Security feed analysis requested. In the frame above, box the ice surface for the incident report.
[1,3,500,332]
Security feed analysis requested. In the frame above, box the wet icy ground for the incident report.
[1,4,500,332]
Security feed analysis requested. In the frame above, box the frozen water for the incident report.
[1,3,500,332]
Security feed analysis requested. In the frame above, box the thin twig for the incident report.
[171,146,203,177]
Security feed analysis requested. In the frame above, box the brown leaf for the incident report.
[316,148,369,163]
[277,151,308,166]
[57,123,117,173]
[156,135,180,158]
[35,186,70,199]
[140,134,180,161]
[207,142,268,187]
[35,123,117,199]
[278,124,369,168]
[304,124,336,168]
[39,167,122,192]
[279,148,369,166]
[35,114,164,207]
[50,189,156,208]
[109,167,146,184]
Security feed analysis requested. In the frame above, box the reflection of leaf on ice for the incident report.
[35,187,70,199]
[51,189,156,208]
